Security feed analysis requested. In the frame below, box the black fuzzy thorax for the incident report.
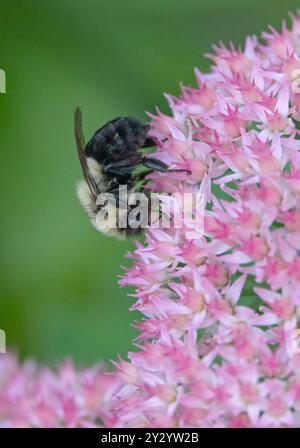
[84,117,150,190]
[85,117,148,163]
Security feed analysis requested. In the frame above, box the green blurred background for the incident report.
[0,0,299,365]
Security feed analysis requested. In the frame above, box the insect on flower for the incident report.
[74,107,189,238]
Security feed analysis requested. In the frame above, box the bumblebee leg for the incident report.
[105,165,135,176]
[104,154,142,177]
[142,157,191,174]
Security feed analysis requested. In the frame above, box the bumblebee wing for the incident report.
[74,107,100,198]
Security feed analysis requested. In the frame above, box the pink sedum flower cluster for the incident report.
[112,15,300,428]
[1,15,300,428]
[0,354,120,427]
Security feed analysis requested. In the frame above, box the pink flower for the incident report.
[1,13,300,428]
[111,14,300,428]
[0,354,121,427]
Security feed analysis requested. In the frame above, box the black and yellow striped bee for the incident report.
[74,107,188,238]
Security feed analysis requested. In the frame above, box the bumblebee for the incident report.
[74,107,187,238]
